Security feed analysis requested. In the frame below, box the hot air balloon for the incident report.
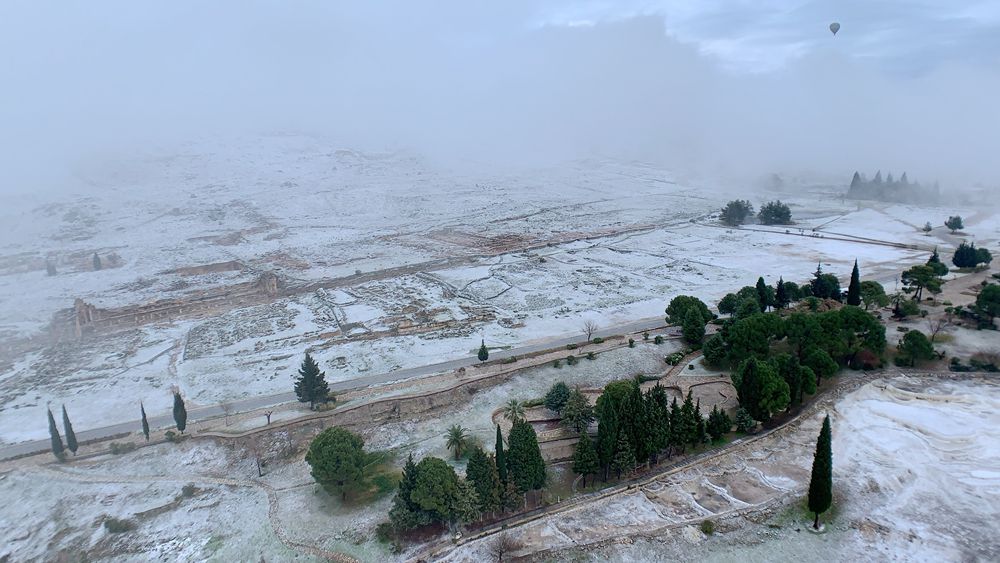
[829,22,840,35]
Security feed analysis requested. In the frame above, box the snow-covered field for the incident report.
[0,135,994,444]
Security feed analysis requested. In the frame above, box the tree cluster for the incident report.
[952,241,992,269]
[720,200,754,227]
[758,200,792,225]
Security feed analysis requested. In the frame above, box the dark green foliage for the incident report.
[927,248,949,277]
[478,340,489,362]
[561,388,594,433]
[595,380,635,476]
[610,433,636,479]
[894,296,921,318]
[572,432,600,488]
[586,351,596,361]
[700,519,715,535]
[703,334,727,365]
[62,405,78,455]
[294,353,331,409]
[653,335,664,345]
[810,264,842,301]
[726,312,784,362]
[977,284,1000,320]
[566,354,578,365]
[103,517,136,534]
[628,338,635,348]
[445,424,469,460]
[896,330,936,367]
[808,415,833,529]
[693,400,707,447]
[566,343,578,350]
[682,307,707,345]
[172,392,187,433]
[679,390,698,449]
[756,277,770,312]
[734,408,756,433]
[109,441,137,455]
[771,354,804,408]
[901,265,942,301]
[544,381,571,413]
[305,427,366,500]
[976,247,993,266]
[759,200,792,225]
[860,280,889,310]
[846,260,861,306]
[735,297,762,321]
[775,277,789,310]
[952,241,992,268]
[591,337,604,344]
[945,215,963,233]
[466,447,502,514]
[495,425,507,484]
[140,402,150,441]
[720,199,754,226]
[782,281,802,303]
[644,384,672,458]
[666,295,713,325]
[501,481,521,513]
[506,419,546,492]
[47,408,65,461]
[409,457,463,523]
[706,405,732,441]
[803,348,838,382]
[718,293,740,315]
[732,358,789,423]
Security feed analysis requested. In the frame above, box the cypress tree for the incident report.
[756,276,769,312]
[140,402,150,441]
[808,415,833,529]
[294,352,330,409]
[173,392,187,433]
[478,340,489,362]
[507,419,546,492]
[693,399,706,447]
[680,390,697,449]
[61,405,78,455]
[571,432,599,488]
[466,447,501,515]
[846,260,861,306]
[668,397,683,456]
[495,424,507,484]
[47,408,65,461]
[610,433,636,479]
[775,277,788,309]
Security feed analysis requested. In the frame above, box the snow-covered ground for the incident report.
[0,135,995,444]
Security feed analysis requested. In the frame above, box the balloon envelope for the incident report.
[829,22,840,35]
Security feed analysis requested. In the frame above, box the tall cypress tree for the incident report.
[808,415,833,529]
[667,397,683,456]
[756,276,769,312]
[466,447,501,515]
[775,277,788,310]
[173,392,187,433]
[610,433,636,479]
[47,408,65,461]
[140,402,150,441]
[846,260,862,306]
[61,405,78,455]
[495,424,507,484]
[506,419,546,493]
[294,352,330,409]
[572,432,600,488]
[478,340,489,363]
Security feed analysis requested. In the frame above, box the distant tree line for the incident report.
[847,170,939,204]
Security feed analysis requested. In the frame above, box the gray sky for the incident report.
[1,1,999,191]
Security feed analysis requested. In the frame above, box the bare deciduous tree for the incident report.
[927,314,953,343]
[220,402,233,426]
[264,410,273,425]
[582,319,599,342]
[488,531,522,562]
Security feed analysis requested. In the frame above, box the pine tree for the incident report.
[173,391,187,433]
[808,415,833,529]
[466,447,501,515]
[849,171,862,192]
[572,432,600,488]
[294,352,330,409]
[680,390,697,448]
[495,424,507,484]
[610,433,636,479]
[693,400,706,447]
[478,340,489,362]
[140,402,150,441]
[47,408,65,461]
[846,260,861,306]
[756,276,769,312]
[668,397,683,456]
[775,277,788,310]
[507,419,546,493]
[61,405,78,455]
[682,307,706,346]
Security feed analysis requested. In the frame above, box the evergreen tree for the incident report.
[682,307,706,346]
[466,447,502,515]
[945,215,964,233]
[172,391,187,433]
[506,419,546,492]
[501,481,521,513]
[410,457,462,524]
[495,424,507,484]
[775,277,789,310]
[305,427,367,501]
[758,200,792,225]
[644,384,672,461]
[610,433,636,479]
[849,171,862,191]
[703,333,727,366]
[544,382,571,413]
[756,277,769,312]
[478,340,489,362]
[453,479,482,525]
[595,380,633,478]
[668,397,683,455]
[560,387,594,433]
[735,408,756,433]
[808,415,833,529]
[846,260,861,306]
[572,432,600,488]
[47,407,65,461]
[61,405,78,455]
[693,400,706,447]
[680,390,697,448]
[389,453,433,531]
[294,352,330,409]
[926,247,949,277]
[140,402,150,441]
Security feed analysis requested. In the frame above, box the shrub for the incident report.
[735,408,756,433]
[164,430,185,443]
[643,331,650,341]
[109,442,137,455]
[501,356,518,364]
[566,343,578,350]
[591,337,604,344]
[553,360,562,368]
[181,484,197,498]
[586,352,596,361]
[688,364,695,370]
[566,355,578,366]
[103,517,136,534]
[664,352,685,365]
[628,338,635,348]
[653,335,664,345]
[700,519,716,535]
